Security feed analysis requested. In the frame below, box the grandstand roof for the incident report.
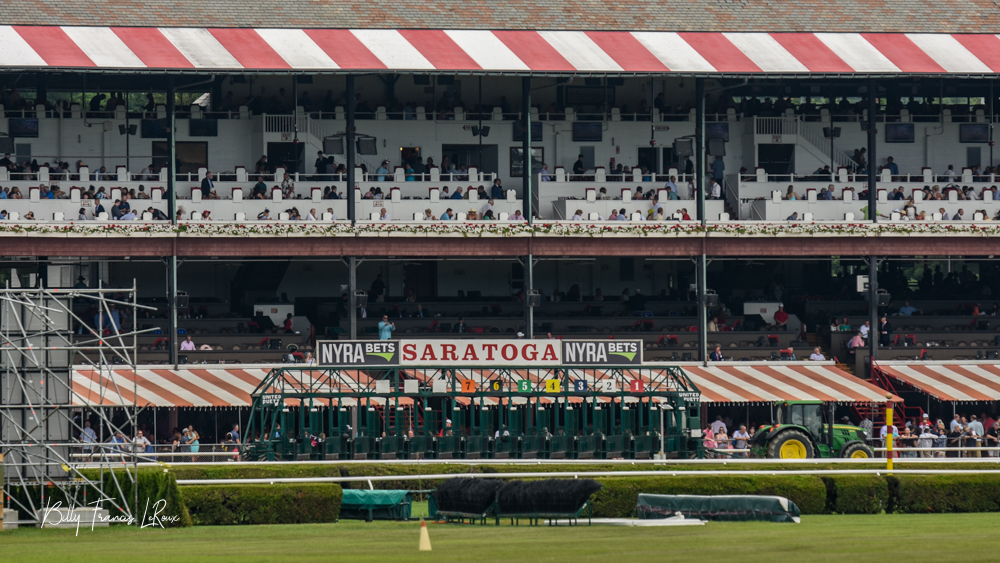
[4,27,1000,75]
[2,0,999,34]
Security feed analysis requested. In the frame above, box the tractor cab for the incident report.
[775,401,825,446]
[754,400,873,459]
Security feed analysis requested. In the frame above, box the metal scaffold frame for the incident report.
[0,283,155,525]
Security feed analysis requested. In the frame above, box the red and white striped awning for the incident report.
[876,362,1000,403]
[3,28,1000,74]
[678,363,898,404]
[73,367,271,407]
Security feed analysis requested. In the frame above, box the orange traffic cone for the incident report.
[419,519,432,551]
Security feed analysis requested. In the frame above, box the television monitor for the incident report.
[705,123,729,142]
[356,137,377,155]
[512,121,542,142]
[188,119,218,137]
[960,123,989,143]
[8,118,38,138]
[885,123,915,143]
[673,138,694,157]
[141,119,169,138]
[572,122,603,142]
[324,137,345,155]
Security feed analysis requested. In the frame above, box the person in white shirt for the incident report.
[379,208,391,221]
[710,416,727,435]
[859,321,870,339]
[709,179,722,200]
[133,430,151,454]
[305,208,317,221]
[687,181,696,199]
[880,424,898,441]
[917,427,937,457]
[480,199,494,217]
[180,335,196,351]
[571,209,583,221]
[944,165,958,182]
[809,347,826,361]
[326,208,337,221]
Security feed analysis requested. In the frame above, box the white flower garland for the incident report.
[0,221,998,237]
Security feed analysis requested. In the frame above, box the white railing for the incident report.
[264,114,297,133]
[308,116,336,142]
[753,116,799,136]
[797,121,857,170]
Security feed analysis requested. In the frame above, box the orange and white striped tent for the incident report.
[71,366,413,408]
[875,362,1000,403]
[72,362,896,408]
[73,367,272,407]
[672,363,899,404]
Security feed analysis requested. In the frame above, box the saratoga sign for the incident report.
[316,339,642,367]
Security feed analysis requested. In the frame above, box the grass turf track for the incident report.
[2,513,991,562]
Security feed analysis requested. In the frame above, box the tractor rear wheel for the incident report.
[767,430,815,459]
[840,442,875,459]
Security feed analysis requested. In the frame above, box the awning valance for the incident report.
[876,362,1000,403]
[679,363,899,404]
[3,28,999,75]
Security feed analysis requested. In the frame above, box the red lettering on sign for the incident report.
[420,345,437,361]
[501,344,517,361]
[483,344,498,360]
[541,344,558,361]
[523,344,537,361]
[441,344,457,361]
[402,343,417,361]
[462,344,479,361]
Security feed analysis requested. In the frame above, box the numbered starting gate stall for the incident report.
[243,339,702,461]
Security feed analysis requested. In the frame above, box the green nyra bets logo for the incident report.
[561,341,641,365]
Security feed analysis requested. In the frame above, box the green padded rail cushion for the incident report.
[637,494,801,523]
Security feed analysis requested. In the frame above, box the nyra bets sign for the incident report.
[317,339,642,367]
[561,340,642,365]
[318,341,399,366]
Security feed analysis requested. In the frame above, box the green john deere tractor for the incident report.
[749,400,874,459]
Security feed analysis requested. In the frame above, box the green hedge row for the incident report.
[67,468,192,528]
[890,475,1000,513]
[181,483,342,525]
[73,468,342,526]
[62,464,1000,521]
[822,476,888,514]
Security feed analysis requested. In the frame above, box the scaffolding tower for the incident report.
[0,283,152,525]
